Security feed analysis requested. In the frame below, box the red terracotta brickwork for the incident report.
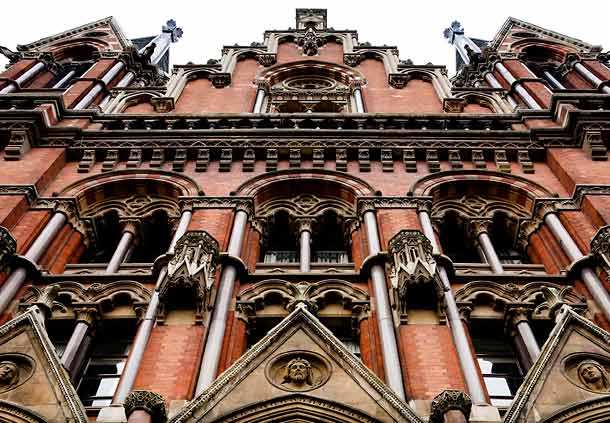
[377,209,421,249]
[187,209,233,251]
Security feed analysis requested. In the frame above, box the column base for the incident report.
[469,404,501,422]
[97,404,127,423]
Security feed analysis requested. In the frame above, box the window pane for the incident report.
[491,398,514,408]
[484,376,512,397]
[78,376,119,400]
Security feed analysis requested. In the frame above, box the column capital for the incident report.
[468,219,492,238]
[124,390,167,423]
[295,217,316,233]
[120,219,141,236]
[73,306,99,326]
[430,389,472,423]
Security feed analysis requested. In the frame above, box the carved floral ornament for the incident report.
[0,226,16,273]
[590,225,610,269]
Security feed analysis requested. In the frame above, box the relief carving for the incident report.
[564,354,610,393]
[266,351,331,392]
[0,354,35,394]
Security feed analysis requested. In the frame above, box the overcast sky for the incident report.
[1,0,609,74]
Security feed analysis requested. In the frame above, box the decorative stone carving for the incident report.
[124,390,167,423]
[564,354,610,393]
[343,53,362,66]
[388,230,440,315]
[0,354,35,394]
[591,225,610,270]
[150,97,175,113]
[388,74,409,89]
[297,27,325,56]
[429,389,472,423]
[443,98,466,113]
[211,73,231,88]
[0,226,16,273]
[160,231,219,317]
[266,351,331,392]
[257,53,276,66]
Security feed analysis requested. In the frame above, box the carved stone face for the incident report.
[577,360,610,392]
[0,361,18,387]
[283,358,312,386]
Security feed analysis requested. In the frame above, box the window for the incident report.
[471,320,524,410]
[76,319,136,407]
[262,211,298,264]
[489,212,529,264]
[320,317,360,358]
[438,211,482,263]
[269,75,352,113]
[311,211,350,264]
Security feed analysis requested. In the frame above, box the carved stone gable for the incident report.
[504,307,610,423]
[0,308,87,423]
[168,308,422,422]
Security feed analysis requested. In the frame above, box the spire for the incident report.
[443,20,481,66]
[139,19,183,67]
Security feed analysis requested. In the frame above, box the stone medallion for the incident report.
[265,350,331,392]
[563,353,610,393]
[0,353,35,394]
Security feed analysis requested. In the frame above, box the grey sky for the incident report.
[1,0,609,74]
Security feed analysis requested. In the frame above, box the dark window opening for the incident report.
[489,212,529,264]
[262,211,298,263]
[80,211,123,263]
[127,210,171,263]
[439,211,482,263]
[311,211,350,264]
[320,317,360,357]
[77,319,136,408]
[247,317,283,348]
[471,319,524,410]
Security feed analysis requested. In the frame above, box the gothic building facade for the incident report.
[0,8,609,423]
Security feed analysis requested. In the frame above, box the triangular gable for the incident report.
[0,307,87,423]
[170,306,423,422]
[488,17,596,54]
[504,307,610,423]
[17,16,132,53]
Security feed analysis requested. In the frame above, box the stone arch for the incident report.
[411,170,553,219]
[540,396,610,423]
[211,394,381,423]
[48,39,107,60]
[454,92,503,113]
[512,39,577,64]
[258,59,365,88]
[0,400,49,423]
[58,169,200,218]
[114,91,162,114]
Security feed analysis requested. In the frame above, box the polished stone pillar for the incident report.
[0,61,46,94]
[573,61,610,94]
[361,208,406,400]
[253,88,266,113]
[196,207,249,394]
[507,307,540,370]
[61,306,98,381]
[494,62,542,110]
[544,212,610,323]
[0,211,67,314]
[470,220,503,274]
[74,61,125,110]
[418,209,488,405]
[52,69,76,89]
[543,70,566,89]
[112,210,192,403]
[354,86,365,112]
[297,218,313,272]
[106,221,138,273]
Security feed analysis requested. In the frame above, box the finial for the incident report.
[443,20,464,42]
[163,19,183,42]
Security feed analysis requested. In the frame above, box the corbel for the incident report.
[210,72,231,88]
[448,149,463,169]
[78,149,96,173]
[256,53,277,66]
[381,149,393,172]
[243,149,255,172]
[343,53,362,67]
[102,149,119,172]
[518,150,534,173]
[172,149,187,172]
[426,149,440,173]
[4,129,32,161]
[403,149,417,172]
[289,149,301,168]
[388,73,409,89]
[195,149,209,172]
[150,97,175,113]
[219,148,233,172]
[312,148,324,168]
[266,149,278,171]
[494,149,511,173]
[150,149,165,168]
[126,148,142,169]
[358,149,370,172]
[471,149,486,169]
[336,149,347,172]
[442,97,466,113]
[582,127,608,161]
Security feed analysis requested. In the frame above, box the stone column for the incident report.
[483,71,518,109]
[0,61,47,94]
[494,61,542,109]
[61,306,98,381]
[569,58,610,94]
[544,211,610,323]
[52,69,77,89]
[106,221,139,273]
[506,307,540,370]
[470,220,503,274]
[430,389,472,423]
[73,60,126,110]
[196,206,249,394]
[543,70,566,89]
[111,209,192,404]
[296,218,313,273]
[418,209,488,405]
[124,390,166,423]
[361,207,406,400]
[353,82,365,112]
[0,211,67,315]
[253,87,266,113]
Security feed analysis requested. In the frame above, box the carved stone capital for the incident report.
[505,305,532,328]
[210,73,231,88]
[150,97,175,113]
[124,390,167,423]
[388,74,409,89]
[591,225,610,258]
[73,306,99,326]
[343,53,362,67]
[295,217,316,234]
[32,284,60,318]
[430,389,472,423]
[468,219,492,238]
[257,53,276,66]
[0,226,16,273]
[443,98,466,113]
